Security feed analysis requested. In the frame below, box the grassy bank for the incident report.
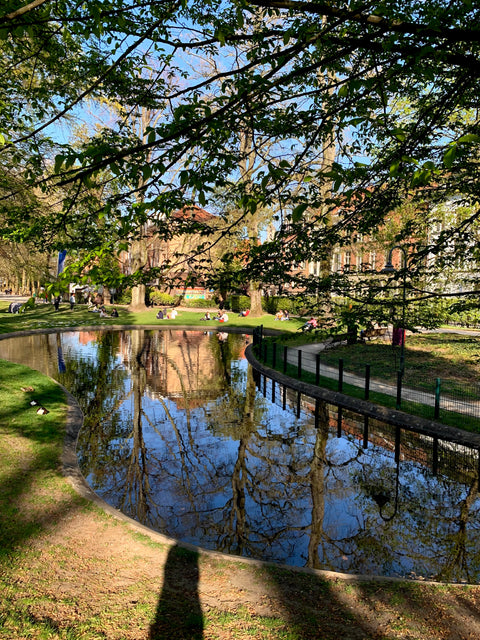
[3,360,480,638]
[316,333,480,396]
[0,300,304,335]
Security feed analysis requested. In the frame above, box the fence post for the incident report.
[253,324,263,355]
[365,364,370,400]
[283,346,288,373]
[263,341,268,363]
[396,370,402,410]
[297,349,302,380]
[434,378,441,419]
[272,342,277,369]
[315,353,320,386]
[432,437,438,475]
[363,416,369,449]
[338,358,344,392]
[395,425,401,463]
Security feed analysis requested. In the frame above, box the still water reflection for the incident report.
[1,328,480,583]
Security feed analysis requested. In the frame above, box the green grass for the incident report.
[0,300,305,334]
[311,333,480,396]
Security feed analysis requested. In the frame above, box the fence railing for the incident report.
[254,337,480,429]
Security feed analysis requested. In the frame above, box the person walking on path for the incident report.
[69,293,75,310]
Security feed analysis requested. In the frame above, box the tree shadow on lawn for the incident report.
[0,444,86,563]
[263,562,480,640]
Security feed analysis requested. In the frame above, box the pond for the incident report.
[1,328,480,583]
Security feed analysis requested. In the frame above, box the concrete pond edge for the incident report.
[1,324,477,587]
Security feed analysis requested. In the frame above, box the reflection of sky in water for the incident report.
[1,329,480,583]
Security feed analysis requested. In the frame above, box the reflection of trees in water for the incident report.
[59,330,480,581]
[351,448,480,581]
[59,331,130,488]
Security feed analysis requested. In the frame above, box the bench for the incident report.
[323,332,350,350]
[361,327,388,341]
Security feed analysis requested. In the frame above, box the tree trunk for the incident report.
[130,283,147,310]
[129,236,148,312]
[248,283,263,317]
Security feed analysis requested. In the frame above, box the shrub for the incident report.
[115,287,132,304]
[264,296,308,315]
[183,298,214,308]
[149,290,176,306]
[228,295,251,312]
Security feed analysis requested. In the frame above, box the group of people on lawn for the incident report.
[156,308,252,323]
[274,309,290,321]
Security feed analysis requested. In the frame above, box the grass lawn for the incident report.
[315,332,480,396]
[0,300,305,334]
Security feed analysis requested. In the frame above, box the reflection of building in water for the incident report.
[0,332,62,379]
[118,329,226,407]
[77,331,98,345]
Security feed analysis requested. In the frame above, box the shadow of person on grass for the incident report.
[150,544,204,640]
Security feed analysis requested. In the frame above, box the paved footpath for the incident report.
[294,334,480,418]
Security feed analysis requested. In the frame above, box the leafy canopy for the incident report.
[0,0,479,294]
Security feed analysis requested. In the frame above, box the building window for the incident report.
[332,253,341,272]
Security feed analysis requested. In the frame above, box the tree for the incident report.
[1,1,480,301]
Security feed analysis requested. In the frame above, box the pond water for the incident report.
[1,328,480,583]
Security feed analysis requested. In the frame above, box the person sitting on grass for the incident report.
[110,308,119,318]
[200,311,211,321]
[281,309,290,321]
[300,317,318,332]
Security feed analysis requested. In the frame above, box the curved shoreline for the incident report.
[1,324,477,586]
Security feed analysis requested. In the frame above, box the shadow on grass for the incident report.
[150,545,204,640]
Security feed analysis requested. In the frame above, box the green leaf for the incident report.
[458,134,480,144]
[54,155,65,174]
[443,145,457,169]
[292,203,309,222]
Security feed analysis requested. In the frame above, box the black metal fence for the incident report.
[254,338,480,429]
[251,362,480,484]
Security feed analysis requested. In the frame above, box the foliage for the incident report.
[448,297,480,328]
[149,290,176,306]
[182,298,215,308]
[228,294,251,313]
[1,1,480,305]
[115,287,132,305]
[263,295,311,315]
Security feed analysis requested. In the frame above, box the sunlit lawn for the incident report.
[0,300,305,334]
[316,333,480,395]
